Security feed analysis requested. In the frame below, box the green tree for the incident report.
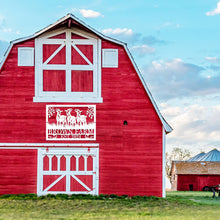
[166,147,191,183]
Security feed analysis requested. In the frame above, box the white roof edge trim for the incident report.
[0,13,172,133]
[0,143,99,147]
[34,14,126,45]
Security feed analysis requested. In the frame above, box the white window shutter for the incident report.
[18,47,34,66]
[102,49,118,68]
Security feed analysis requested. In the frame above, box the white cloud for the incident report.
[102,27,140,44]
[0,15,6,29]
[131,45,155,56]
[102,29,166,48]
[102,28,133,36]
[162,104,220,153]
[205,56,220,63]
[0,15,4,22]
[141,35,166,46]
[79,9,103,18]
[158,22,181,29]
[143,58,220,100]
[3,28,12,33]
[0,15,12,35]
[206,2,220,16]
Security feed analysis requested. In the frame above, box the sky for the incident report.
[1,0,220,157]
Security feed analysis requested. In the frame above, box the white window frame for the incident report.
[34,28,102,103]
[102,49,118,68]
[18,47,34,66]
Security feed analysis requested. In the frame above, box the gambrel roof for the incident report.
[0,14,172,133]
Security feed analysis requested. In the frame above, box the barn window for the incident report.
[18,47,34,66]
[102,49,118,68]
[34,28,102,103]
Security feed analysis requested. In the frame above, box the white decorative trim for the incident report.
[33,96,103,103]
[0,143,99,148]
[102,49,118,68]
[46,105,96,141]
[0,13,171,133]
[162,128,166,198]
[97,40,102,100]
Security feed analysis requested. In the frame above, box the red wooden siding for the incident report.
[52,156,58,171]
[44,175,66,191]
[97,40,163,196]
[76,45,93,64]
[70,175,93,191]
[43,44,66,64]
[71,70,93,92]
[0,149,37,194]
[177,175,220,191]
[49,32,66,39]
[43,156,49,170]
[43,70,66,91]
[71,33,87,39]
[70,156,76,171]
[60,156,66,171]
[71,46,88,65]
[87,156,93,171]
[0,34,163,196]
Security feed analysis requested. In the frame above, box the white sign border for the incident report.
[46,105,96,141]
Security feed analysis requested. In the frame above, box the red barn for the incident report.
[171,149,220,191]
[0,14,172,197]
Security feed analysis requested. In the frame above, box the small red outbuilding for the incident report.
[0,14,172,197]
[171,149,220,191]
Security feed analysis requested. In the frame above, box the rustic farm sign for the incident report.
[46,105,96,140]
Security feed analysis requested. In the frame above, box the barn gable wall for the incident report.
[0,149,37,194]
[0,26,164,196]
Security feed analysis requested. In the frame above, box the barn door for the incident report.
[37,148,99,195]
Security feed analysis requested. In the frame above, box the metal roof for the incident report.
[188,149,220,162]
[187,152,206,161]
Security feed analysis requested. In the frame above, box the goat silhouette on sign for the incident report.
[75,109,87,126]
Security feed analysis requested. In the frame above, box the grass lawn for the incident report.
[0,192,219,219]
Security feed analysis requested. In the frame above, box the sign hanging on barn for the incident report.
[46,105,96,140]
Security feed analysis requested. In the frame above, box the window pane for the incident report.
[76,45,93,64]
[43,44,66,64]
[71,46,88,65]
[43,70,66,91]
[71,71,93,92]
